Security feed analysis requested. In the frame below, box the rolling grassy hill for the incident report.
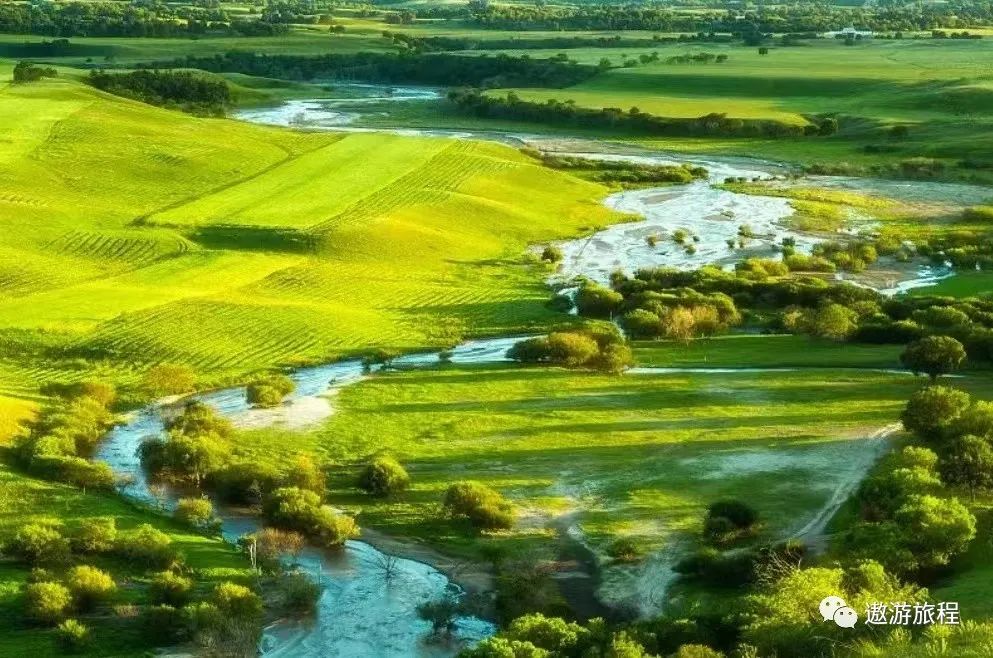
[0,74,621,399]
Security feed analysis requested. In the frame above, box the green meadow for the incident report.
[242,362,919,557]
[2,8,993,654]
[0,75,620,398]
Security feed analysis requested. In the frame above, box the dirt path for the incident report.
[791,422,902,554]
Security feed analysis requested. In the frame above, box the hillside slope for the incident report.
[0,76,621,395]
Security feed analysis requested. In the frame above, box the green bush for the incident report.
[55,619,91,653]
[443,481,515,530]
[65,565,116,611]
[9,524,70,565]
[140,604,187,645]
[962,206,993,222]
[575,281,623,318]
[704,500,760,546]
[622,309,662,339]
[212,460,282,504]
[246,374,295,407]
[24,582,73,625]
[541,245,564,263]
[274,571,321,615]
[148,570,193,607]
[213,582,263,621]
[606,537,644,562]
[182,601,224,644]
[358,456,410,497]
[114,524,176,568]
[262,487,358,548]
[70,517,116,554]
[174,497,216,530]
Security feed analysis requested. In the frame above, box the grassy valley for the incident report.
[2,1,993,656]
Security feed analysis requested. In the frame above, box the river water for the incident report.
[92,89,989,656]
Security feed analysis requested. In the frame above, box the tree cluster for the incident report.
[605,264,993,367]
[87,70,231,116]
[846,437,976,578]
[526,150,708,187]
[448,90,809,139]
[0,1,287,38]
[161,51,598,89]
[506,325,634,374]
[12,383,117,490]
[12,61,57,83]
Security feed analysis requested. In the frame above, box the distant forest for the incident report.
[159,51,598,88]
[87,70,231,115]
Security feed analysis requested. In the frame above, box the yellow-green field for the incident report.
[0,75,621,395]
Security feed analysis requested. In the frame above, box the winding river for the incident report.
[92,88,991,656]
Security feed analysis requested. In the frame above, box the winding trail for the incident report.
[792,423,903,553]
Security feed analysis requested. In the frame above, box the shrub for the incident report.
[71,517,116,554]
[546,332,600,367]
[286,453,325,495]
[962,206,993,222]
[901,335,967,380]
[622,309,662,339]
[212,460,282,504]
[65,566,116,611]
[704,500,760,546]
[262,487,358,548]
[589,342,634,374]
[246,374,295,407]
[358,456,410,497]
[443,481,514,530]
[901,385,970,441]
[240,527,306,571]
[140,604,187,645]
[174,497,216,531]
[25,582,73,624]
[9,524,70,565]
[182,602,224,645]
[606,536,644,562]
[213,582,263,621]
[541,245,563,263]
[417,594,461,636]
[55,619,91,653]
[804,303,857,341]
[274,571,321,615]
[114,524,175,568]
[148,570,193,607]
[143,363,196,396]
[575,282,623,318]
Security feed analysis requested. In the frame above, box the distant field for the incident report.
[494,39,993,122]
[633,335,904,369]
[0,77,620,392]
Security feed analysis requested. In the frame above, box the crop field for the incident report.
[0,77,620,389]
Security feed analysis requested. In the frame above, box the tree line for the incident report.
[448,90,810,139]
[0,2,289,38]
[462,3,993,34]
[87,70,231,116]
[157,51,599,88]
